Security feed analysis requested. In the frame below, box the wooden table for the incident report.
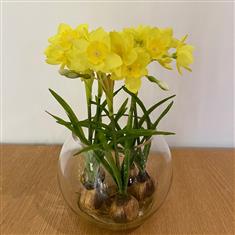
[1,145,234,235]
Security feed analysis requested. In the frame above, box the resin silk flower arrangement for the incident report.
[45,24,194,225]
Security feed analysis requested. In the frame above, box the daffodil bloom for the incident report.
[45,24,194,92]
[124,25,152,47]
[44,23,88,67]
[175,35,194,74]
[69,27,122,73]
[157,56,173,70]
[110,31,137,66]
[112,48,150,93]
[146,27,173,60]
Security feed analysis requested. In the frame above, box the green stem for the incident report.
[133,99,140,146]
[96,74,122,191]
[84,79,93,144]
[87,100,92,143]
[143,142,151,171]
[94,82,103,144]
[132,96,151,172]
[93,149,122,191]
[104,150,122,191]
[109,104,120,170]
[100,74,120,169]
[122,96,135,194]
[132,98,142,168]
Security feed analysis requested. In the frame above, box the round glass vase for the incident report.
[57,134,173,231]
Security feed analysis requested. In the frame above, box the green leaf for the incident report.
[46,111,70,125]
[139,95,176,127]
[94,150,114,180]
[93,96,102,144]
[151,130,175,135]
[153,101,174,128]
[49,89,88,145]
[91,100,122,130]
[78,119,111,132]
[143,142,151,166]
[97,132,123,190]
[100,86,123,109]
[46,111,74,131]
[133,150,145,172]
[121,96,136,193]
[123,87,152,129]
[114,98,128,122]
[117,130,175,144]
[119,129,158,136]
[73,144,102,156]
[133,100,141,146]
[122,148,130,192]
[77,147,121,190]
[49,89,78,123]
[91,100,110,118]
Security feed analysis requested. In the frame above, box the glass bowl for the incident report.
[57,134,173,230]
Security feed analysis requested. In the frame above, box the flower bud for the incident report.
[59,68,80,78]
[146,75,169,91]
[157,80,169,91]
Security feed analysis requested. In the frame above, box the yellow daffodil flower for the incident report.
[45,24,194,92]
[157,56,173,70]
[110,31,137,66]
[112,48,150,93]
[69,27,122,73]
[124,25,152,47]
[44,23,88,67]
[175,35,194,74]
[146,27,173,60]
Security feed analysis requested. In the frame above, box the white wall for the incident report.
[2,1,234,147]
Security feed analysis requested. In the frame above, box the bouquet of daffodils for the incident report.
[45,24,194,222]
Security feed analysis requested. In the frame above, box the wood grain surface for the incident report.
[1,145,234,235]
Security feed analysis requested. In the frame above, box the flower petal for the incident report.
[73,39,89,52]
[58,23,71,33]
[125,77,141,93]
[124,49,137,65]
[105,53,122,70]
